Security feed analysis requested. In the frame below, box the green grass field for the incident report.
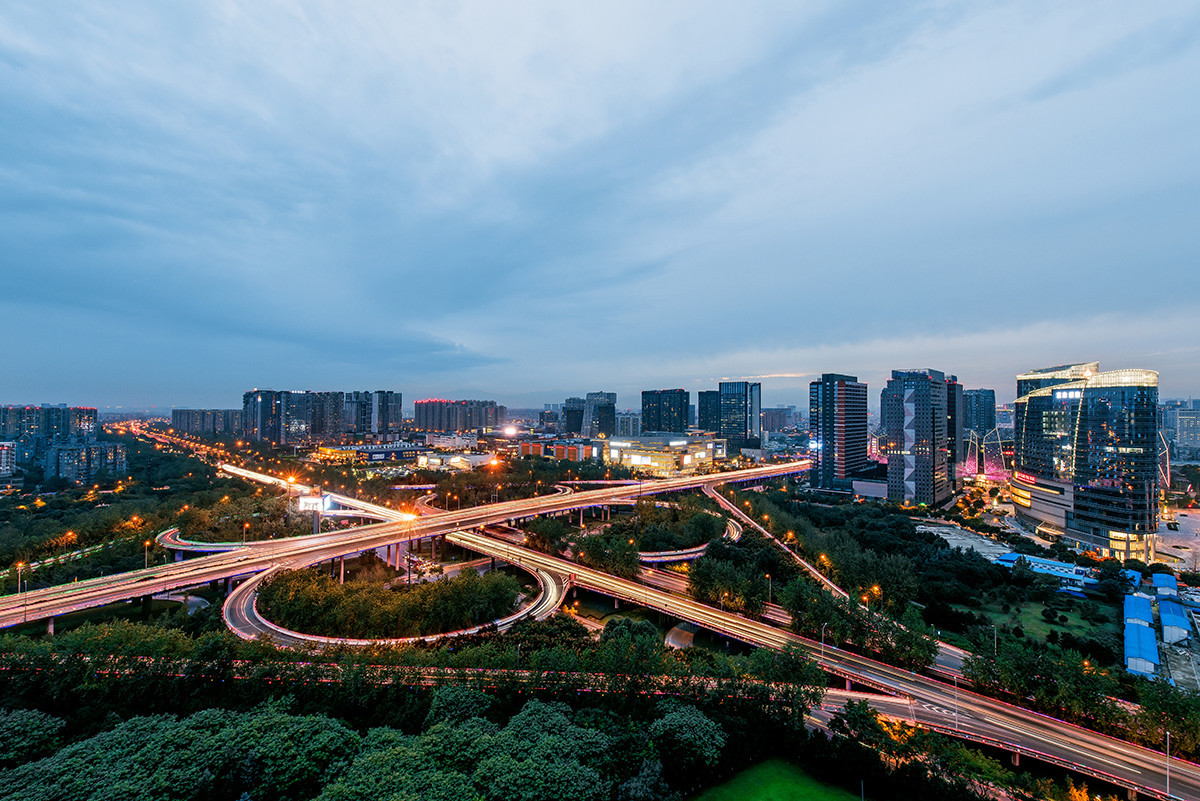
[692,760,858,801]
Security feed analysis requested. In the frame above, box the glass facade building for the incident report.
[881,369,951,506]
[1012,364,1158,560]
[808,373,867,490]
[718,382,761,453]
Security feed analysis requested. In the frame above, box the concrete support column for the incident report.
[386,544,391,564]
[223,577,230,594]
[490,557,496,571]
[1009,752,1019,767]
[339,556,345,585]
[46,617,55,636]
[845,678,852,691]
[141,595,152,615]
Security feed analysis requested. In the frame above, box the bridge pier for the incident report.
[385,544,391,564]
[1125,788,1137,801]
[223,577,230,594]
[339,557,345,585]
[845,678,852,691]
[46,616,54,636]
[141,595,152,615]
[1009,752,1019,767]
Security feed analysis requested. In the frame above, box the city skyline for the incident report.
[3,3,1199,408]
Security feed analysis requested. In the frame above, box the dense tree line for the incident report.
[609,498,726,553]
[257,567,522,639]
[687,531,800,615]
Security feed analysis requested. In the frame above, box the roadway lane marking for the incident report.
[980,716,1141,774]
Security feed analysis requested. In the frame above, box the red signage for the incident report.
[1013,471,1037,485]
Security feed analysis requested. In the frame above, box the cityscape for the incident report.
[2,4,1200,801]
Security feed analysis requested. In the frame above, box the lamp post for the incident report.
[243,522,250,544]
[16,562,26,623]
[144,540,151,569]
[765,573,772,605]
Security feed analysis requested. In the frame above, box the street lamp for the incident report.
[15,562,25,622]
[243,522,250,544]
[144,540,151,569]
[765,573,772,605]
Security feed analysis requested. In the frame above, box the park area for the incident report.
[692,759,858,801]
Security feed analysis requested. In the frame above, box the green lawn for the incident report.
[692,759,858,801]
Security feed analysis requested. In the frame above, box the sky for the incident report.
[2,1,1199,412]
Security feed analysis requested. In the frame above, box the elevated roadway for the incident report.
[447,530,1198,801]
[0,461,809,630]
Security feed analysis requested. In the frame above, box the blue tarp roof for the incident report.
[1125,623,1159,666]
[1123,569,1142,586]
[1124,595,1153,623]
[1153,573,1179,590]
[1160,600,1192,632]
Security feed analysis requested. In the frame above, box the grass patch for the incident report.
[692,759,858,801]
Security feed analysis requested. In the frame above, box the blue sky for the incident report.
[2,1,1198,411]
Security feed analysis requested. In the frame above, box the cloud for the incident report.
[1,1,1198,408]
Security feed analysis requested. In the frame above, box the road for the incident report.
[447,530,1200,801]
[0,461,809,630]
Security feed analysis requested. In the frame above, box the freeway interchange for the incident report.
[1,459,1196,799]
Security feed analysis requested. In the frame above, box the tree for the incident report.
[649,703,726,785]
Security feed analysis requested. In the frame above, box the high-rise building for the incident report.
[963,389,997,435]
[1176,409,1200,449]
[562,397,585,435]
[413,399,505,433]
[44,441,127,485]
[697,391,721,432]
[718,382,762,453]
[243,390,283,444]
[1012,363,1158,560]
[641,389,688,434]
[344,391,403,438]
[171,409,242,437]
[0,442,15,478]
[616,411,642,437]
[582,392,617,438]
[760,407,796,433]
[881,369,951,506]
[808,374,868,490]
[945,375,964,491]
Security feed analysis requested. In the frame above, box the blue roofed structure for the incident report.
[1124,595,1153,627]
[1124,623,1159,676]
[994,552,1096,589]
[1152,573,1179,597]
[1160,599,1192,645]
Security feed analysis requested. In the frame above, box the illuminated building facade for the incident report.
[413,399,505,433]
[1012,363,1158,560]
[600,435,726,477]
[344,391,403,438]
[641,389,688,434]
[881,369,951,506]
[808,373,867,491]
[171,409,242,436]
[718,381,761,454]
[963,389,997,435]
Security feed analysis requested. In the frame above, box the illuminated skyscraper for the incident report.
[641,389,688,434]
[808,374,867,491]
[718,381,761,453]
[881,369,951,506]
[1012,364,1158,560]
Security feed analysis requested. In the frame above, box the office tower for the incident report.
[616,411,642,437]
[641,389,688,434]
[881,369,951,506]
[1016,362,1098,399]
[307,392,345,443]
[171,409,242,436]
[1012,364,1159,560]
[761,407,795,432]
[538,409,560,432]
[344,392,373,435]
[718,381,762,453]
[808,374,868,490]
[0,442,15,477]
[689,403,696,428]
[414,399,504,433]
[1177,409,1200,449]
[963,389,997,435]
[945,375,964,490]
[373,391,403,437]
[563,397,585,435]
[243,390,283,444]
[581,392,616,437]
[697,391,720,432]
